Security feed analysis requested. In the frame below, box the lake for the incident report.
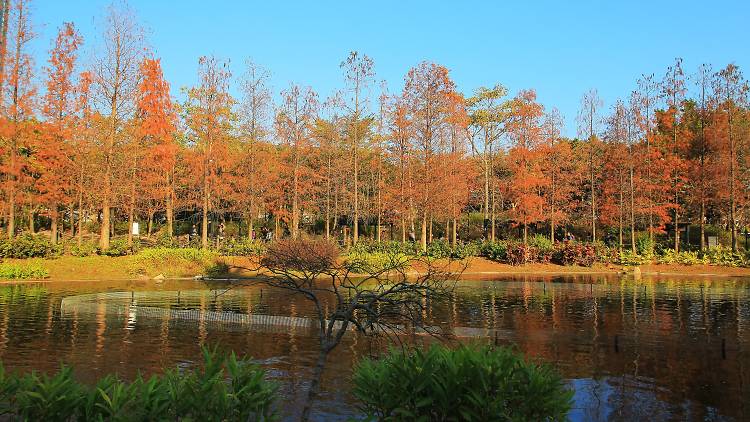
[0,275,747,421]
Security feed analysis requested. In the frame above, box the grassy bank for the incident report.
[4,255,750,281]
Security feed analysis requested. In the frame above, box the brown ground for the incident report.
[457,257,750,278]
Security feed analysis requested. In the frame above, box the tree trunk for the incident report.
[292,162,300,239]
[420,212,427,252]
[127,189,135,247]
[68,204,74,238]
[376,190,382,243]
[166,187,174,242]
[490,187,496,242]
[590,141,596,242]
[6,148,14,238]
[353,150,359,244]
[100,198,110,250]
[700,199,705,251]
[728,105,737,252]
[619,173,624,250]
[630,164,636,253]
[550,205,555,244]
[202,191,209,248]
[246,213,254,241]
[50,205,58,245]
[27,208,34,233]
[77,196,84,247]
[451,218,457,247]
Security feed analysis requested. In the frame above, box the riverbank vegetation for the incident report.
[2,232,750,280]
[0,1,746,264]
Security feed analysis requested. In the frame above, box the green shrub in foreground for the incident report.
[0,263,49,279]
[353,344,573,421]
[0,347,278,421]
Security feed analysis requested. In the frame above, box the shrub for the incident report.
[618,250,647,266]
[426,239,452,259]
[479,241,507,262]
[68,241,97,257]
[525,235,553,263]
[129,248,219,275]
[0,263,49,279]
[345,250,410,273]
[529,234,553,252]
[506,242,532,265]
[99,238,134,257]
[205,260,231,277]
[658,249,706,266]
[636,235,655,259]
[0,347,278,421]
[0,235,60,259]
[261,239,339,273]
[703,246,747,267]
[592,241,617,264]
[349,241,420,257]
[220,238,266,256]
[451,240,480,259]
[154,230,175,247]
[353,344,572,421]
[552,242,596,267]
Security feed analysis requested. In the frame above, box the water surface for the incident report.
[0,275,747,421]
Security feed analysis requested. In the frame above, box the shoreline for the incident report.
[2,256,750,282]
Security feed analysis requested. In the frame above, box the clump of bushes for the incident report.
[261,239,339,273]
[345,250,410,273]
[505,241,531,265]
[618,250,648,266]
[479,239,596,267]
[425,239,481,259]
[0,347,278,421]
[451,241,481,259]
[129,247,219,275]
[0,235,61,259]
[0,263,49,279]
[479,241,507,261]
[551,242,597,267]
[67,241,98,257]
[353,344,573,421]
[702,246,747,267]
[618,246,748,267]
[351,239,479,260]
[220,238,266,256]
[99,238,137,257]
[349,240,420,257]
[658,249,706,266]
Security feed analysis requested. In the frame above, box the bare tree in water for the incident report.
[235,238,461,421]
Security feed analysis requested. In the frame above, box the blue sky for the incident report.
[32,0,749,137]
